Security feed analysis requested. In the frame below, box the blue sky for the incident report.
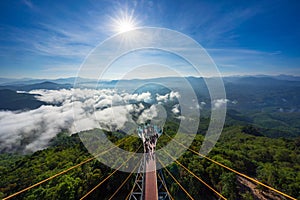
[0,0,299,79]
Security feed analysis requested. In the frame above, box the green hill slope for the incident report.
[1,124,299,199]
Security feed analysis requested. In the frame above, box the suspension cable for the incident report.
[2,137,132,200]
[125,183,135,200]
[161,148,227,200]
[158,158,194,200]
[80,144,142,200]
[107,158,141,200]
[165,134,297,200]
[158,173,174,200]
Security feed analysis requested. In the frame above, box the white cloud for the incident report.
[172,104,180,114]
[212,99,238,109]
[94,105,135,131]
[123,92,152,102]
[198,101,206,109]
[176,116,185,120]
[29,89,73,104]
[137,105,158,124]
[156,93,169,102]
[156,91,180,102]
[134,103,145,112]
[212,98,230,109]
[0,88,178,153]
[232,100,238,104]
[169,91,180,100]
[0,105,74,152]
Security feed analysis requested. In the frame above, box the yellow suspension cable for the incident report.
[165,133,297,200]
[3,138,130,200]
[80,144,142,200]
[107,158,141,200]
[161,148,227,200]
[158,158,194,200]
[158,173,174,200]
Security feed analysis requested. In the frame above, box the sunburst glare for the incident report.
[111,9,138,33]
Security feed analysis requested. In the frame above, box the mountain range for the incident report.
[0,75,299,137]
[0,74,299,86]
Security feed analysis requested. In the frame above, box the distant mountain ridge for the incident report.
[0,77,98,86]
[0,75,299,86]
[0,81,72,91]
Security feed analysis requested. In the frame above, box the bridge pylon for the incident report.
[129,124,171,200]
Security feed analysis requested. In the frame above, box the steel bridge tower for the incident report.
[129,124,171,200]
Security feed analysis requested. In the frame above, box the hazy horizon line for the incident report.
[1,73,300,81]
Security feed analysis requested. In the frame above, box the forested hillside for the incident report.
[1,122,299,200]
[0,89,44,111]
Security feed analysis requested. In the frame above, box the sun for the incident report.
[116,19,136,33]
[111,10,138,33]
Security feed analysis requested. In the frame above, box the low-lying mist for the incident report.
[0,88,181,153]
